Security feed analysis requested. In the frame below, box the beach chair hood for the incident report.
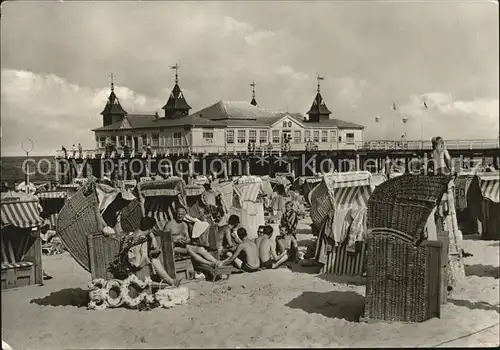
[1,192,44,229]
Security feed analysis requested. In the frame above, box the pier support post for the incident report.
[245,159,251,176]
[355,154,360,171]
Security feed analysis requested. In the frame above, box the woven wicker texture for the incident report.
[88,233,123,280]
[119,200,142,233]
[364,229,442,323]
[57,182,102,272]
[367,174,452,240]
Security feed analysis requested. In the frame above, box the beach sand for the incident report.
[2,221,499,349]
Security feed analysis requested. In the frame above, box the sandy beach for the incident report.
[2,220,499,349]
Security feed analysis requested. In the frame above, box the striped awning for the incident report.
[478,173,499,203]
[234,182,261,203]
[1,200,45,228]
[36,191,67,199]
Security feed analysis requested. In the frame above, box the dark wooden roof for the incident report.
[92,113,227,132]
[100,91,128,116]
[306,92,331,115]
[161,84,191,111]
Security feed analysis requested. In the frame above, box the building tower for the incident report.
[101,73,128,126]
[162,63,192,119]
[250,81,258,106]
[306,74,331,122]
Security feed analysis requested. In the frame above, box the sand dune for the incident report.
[2,223,499,348]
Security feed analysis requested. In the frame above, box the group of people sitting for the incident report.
[122,205,300,287]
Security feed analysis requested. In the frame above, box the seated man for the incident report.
[127,217,180,286]
[163,207,190,255]
[276,225,299,264]
[222,228,260,273]
[165,206,224,268]
[254,225,267,250]
[258,225,289,269]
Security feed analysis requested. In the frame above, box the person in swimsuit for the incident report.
[258,225,289,269]
[222,228,260,272]
[163,207,190,254]
[430,136,452,175]
[276,225,299,264]
[128,217,180,286]
[218,215,241,257]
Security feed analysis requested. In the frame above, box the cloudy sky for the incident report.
[1,1,498,156]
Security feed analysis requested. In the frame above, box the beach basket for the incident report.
[57,182,102,272]
[363,228,443,323]
[367,174,452,240]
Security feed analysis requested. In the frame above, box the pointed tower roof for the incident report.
[306,74,331,116]
[250,81,258,106]
[162,64,192,118]
[100,74,128,116]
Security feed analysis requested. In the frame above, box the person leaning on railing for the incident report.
[430,136,452,175]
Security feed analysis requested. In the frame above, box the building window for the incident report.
[226,129,235,144]
[237,130,246,144]
[173,132,182,146]
[346,132,355,142]
[203,131,214,144]
[141,134,148,146]
[321,130,328,142]
[259,130,268,144]
[330,130,337,143]
[152,133,159,147]
[272,130,280,143]
[99,137,106,148]
[304,130,311,142]
[293,130,301,143]
[248,130,257,143]
[313,130,320,142]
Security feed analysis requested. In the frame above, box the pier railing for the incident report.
[55,139,499,159]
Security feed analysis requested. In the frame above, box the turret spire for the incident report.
[162,63,191,118]
[306,74,331,122]
[101,74,127,126]
[250,81,258,106]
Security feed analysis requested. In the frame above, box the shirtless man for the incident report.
[276,225,299,264]
[163,207,190,254]
[258,225,289,269]
[164,206,222,267]
[254,225,267,250]
[222,228,260,273]
[217,215,241,258]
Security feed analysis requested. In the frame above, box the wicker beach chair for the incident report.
[367,174,452,241]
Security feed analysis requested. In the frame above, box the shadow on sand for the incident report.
[465,264,499,279]
[316,273,366,286]
[448,299,500,313]
[285,290,365,322]
[30,288,90,307]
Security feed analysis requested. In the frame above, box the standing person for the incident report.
[431,136,452,175]
[72,144,76,158]
[78,143,83,158]
[280,201,299,239]
[61,146,67,158]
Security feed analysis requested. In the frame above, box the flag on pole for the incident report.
[423,101,428,110]
[392,103,397,111]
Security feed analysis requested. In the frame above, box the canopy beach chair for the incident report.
[1,191,45,289]
[310,171,373,276]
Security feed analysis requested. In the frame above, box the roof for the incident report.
[93,113,227,132]
[250,98,258,106]
[100,91,128,116]
[307,92,332,115]
[161,83,191,111]
[276,112,365,129]
[191,101,276,120]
